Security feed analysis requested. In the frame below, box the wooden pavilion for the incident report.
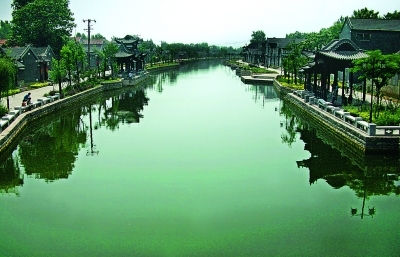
[114,35,146,73]
[302,39,368,104]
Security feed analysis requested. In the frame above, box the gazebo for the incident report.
[302,39,368,104]
[114,35,147,73]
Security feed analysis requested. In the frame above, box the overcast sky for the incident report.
[0,0,398,47]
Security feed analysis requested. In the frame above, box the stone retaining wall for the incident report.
[0,75,150,155]
[272,79,399,154]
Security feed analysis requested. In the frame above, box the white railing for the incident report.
[292,90,400,136]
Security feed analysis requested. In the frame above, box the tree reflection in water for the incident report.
[0,86,151,186]
[18,109,87,182]
[278,99,400,218]
[0,154,23,196]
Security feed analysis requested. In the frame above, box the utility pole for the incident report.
[83,19,96,70]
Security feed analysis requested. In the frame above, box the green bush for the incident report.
[0,105,8,117]
[30,82,50,89]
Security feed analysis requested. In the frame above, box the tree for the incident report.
[10,0,75,55]
[352,8,380,19]
[11,0,33,10]
[285,42,307,84]
[0,20,12,39]
[0,57,17,109]
[75,32,87,39]
[102,43,119,78]
[300,17,345,50]
[351,50,400,117]
[91,33,106,40]
[383,11,400,20]
[49,57,66,97]
[250,30,266,44]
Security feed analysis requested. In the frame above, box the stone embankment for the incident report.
[225,61,399,154]
[272,80,399,154]
[0,73,151,155]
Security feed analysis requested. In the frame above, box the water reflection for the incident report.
[19,110,87,182]
[0,154,23,196]
[278,99,400,218]
[245,84,279,109]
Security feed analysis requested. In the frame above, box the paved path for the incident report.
[1,85,57,111]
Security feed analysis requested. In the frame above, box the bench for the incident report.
[356,120,370,133]
[0,119,9,132]
[317,99,332,110]
[334,110,350,120]
[344,115,362,126]
[2,114,16,123]
[47,94,60,102]
[326,106,340,115]
[294,90,304,97]
[37,97,50,104]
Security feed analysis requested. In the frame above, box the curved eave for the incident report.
[318,51,368,60]
[115,52,134,58]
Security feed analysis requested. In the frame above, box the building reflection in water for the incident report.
[276,98,400,219]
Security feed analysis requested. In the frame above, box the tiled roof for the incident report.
[267,38,305,48]
[321,38,361,52]
[316,38,367,60]
[348,18,400,31]
[81,39,105,45]
[318,51,368,60]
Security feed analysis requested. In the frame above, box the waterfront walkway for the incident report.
[1,85,58,111]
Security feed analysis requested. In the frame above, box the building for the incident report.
[1,44,55,84]
[339,17,400,54]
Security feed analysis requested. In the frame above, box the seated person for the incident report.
[23,92,31,105]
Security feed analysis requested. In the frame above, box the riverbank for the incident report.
[0,73,151,155]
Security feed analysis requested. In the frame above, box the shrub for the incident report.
[30,82,50,89]
[0,105,8,117]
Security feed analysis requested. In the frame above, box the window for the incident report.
[357,33,371,41]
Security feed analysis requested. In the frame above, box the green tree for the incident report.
[250,30,266,44]
[352,8,380,19]
[383,11,400,20]
[351,50,400,117]
[91,33,106,40]
[0,57,17,109]
[49,57,66,97]
[75,32,87,39]
[10,0,75,55]
[0,20,12,39]
[102,43,119,78]
[11,0,33,10]
[285,42,307,84]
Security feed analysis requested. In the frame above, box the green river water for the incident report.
[0,60,399,257]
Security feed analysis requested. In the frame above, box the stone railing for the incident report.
[293,90,400,137]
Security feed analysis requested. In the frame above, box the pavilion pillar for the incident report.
[341,68,346,105]
[363,78,367,102]
[321,69,327,100]
[307,73,312,91]
[313,71,318,95]
[348,72,354,104]
[327,72,331,93]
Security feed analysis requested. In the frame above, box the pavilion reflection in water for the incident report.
[296,124,400,219]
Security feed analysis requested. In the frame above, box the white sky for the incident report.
[0,0,398,47]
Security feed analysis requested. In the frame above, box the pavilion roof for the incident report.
[317,38,367,61]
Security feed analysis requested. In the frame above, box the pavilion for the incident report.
[302,38,368,104]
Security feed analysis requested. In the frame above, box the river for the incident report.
[0,60,399,257]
